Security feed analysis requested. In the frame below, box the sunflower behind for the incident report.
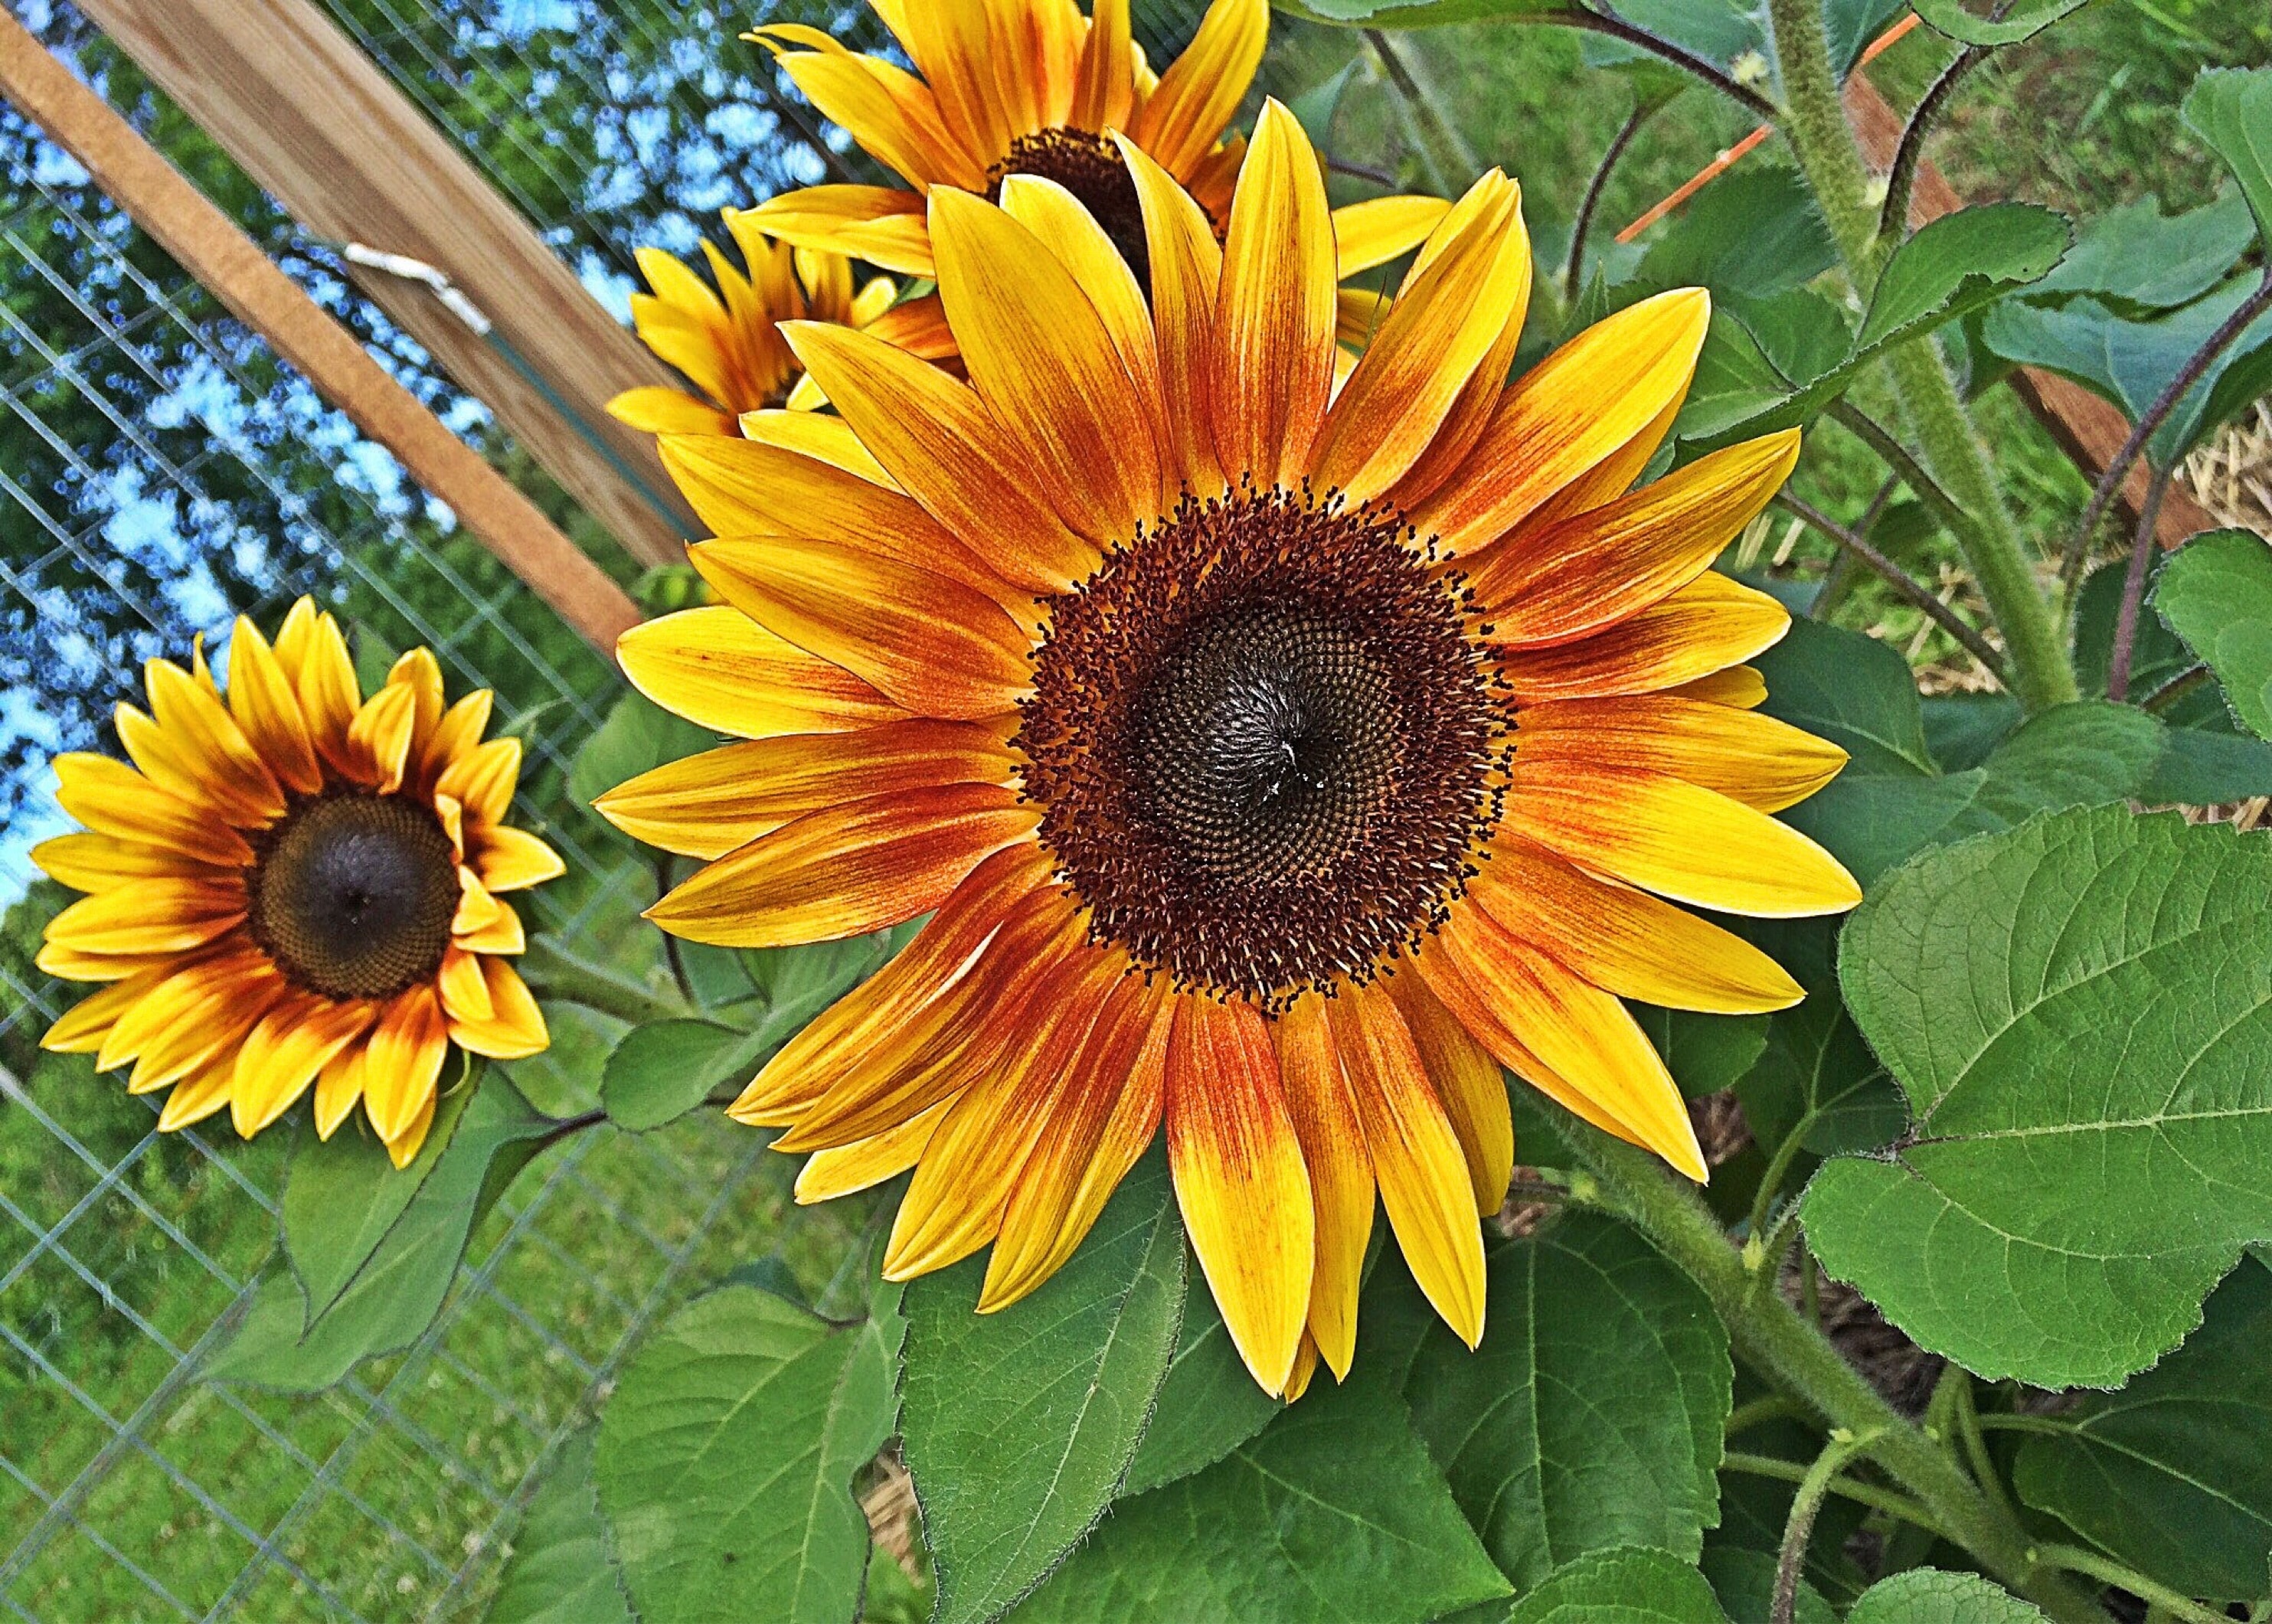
[34,598,563,1168]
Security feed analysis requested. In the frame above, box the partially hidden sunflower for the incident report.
[597,105,1860,1397]
[735,0,1451,318]
[608,215,955,436]
[36,599,562,1168]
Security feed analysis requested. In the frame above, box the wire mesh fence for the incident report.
[0,3,1224,1618]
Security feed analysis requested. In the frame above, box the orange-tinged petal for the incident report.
[472,825,565,892]
[982,975,1172,1310]
[1470,431,1803,644]
[763,41,966,191]
[436,946,493,1023]
[1434,906,1706,1179]
[1165,993,1313,1396]
[737,407,896,485]
[231,998,375,1138]
[224,618,322,796]
[1498,571,1790,704]
[46,881,244,957]
[1214,101,1335,489]
[53,753,253,868]
[1333,194,1453,278]
[1069,0,1135,130]
[595,720,1014,861]
[796,1099,950,1204]
[618,606,903,740]
[454,897,526,956]
[731,843,1054,1126]
[609,386,738,436]
[419,689,495,789]
[731,187,936,278]
[1329,980,1485,1347]
[1474,839,1804,1015]
[31,832,208,893]
[41,969,167,1054]
[1271,994,1373,1381]
[930,188,1164,544]
[1381,969,1512,1216]
[783,321,1098,595]
[1506,763,1861,920]
[295,610,362,776]
[1119,135,1225,492]
[1311,175,1530,503]
[137,657,285,821]
[1409,286,1712,556]
[156,1058,237,1132]
[689,536,1031,723]
[434,737,520,829]
[361,986,450,1143]
[314,1041,368,1139]
[345,680,418,793]
[1672,665,1768,708]
[1522,393,1680,531]
[449,959,548,1060]
[855,4,1009,174]
[649,783,1038,949]
[1514,694,1847,813]
[1130,0,1267,178]
[860,289,959,361]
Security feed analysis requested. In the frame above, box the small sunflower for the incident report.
[735,0,1452,305]
[599,106,1859,1397]
[36,599,561,1168]
[608,215,955,436]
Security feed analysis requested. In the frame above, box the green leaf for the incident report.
[2155,529,2272,742]
[2184,69,2272,251]
[1732,920,1903,1164]
[1842,1570,2048,1623]
[2030,191,2255,314]
[1921,694,2021,771]
[286,1070,471,1325]
[1912,0,2091,46]
[1755,618,1937,778]
[1634,171,1840,306]
[1014,1360,1509,1623]
[569,688,718,810]
[1120,1283,1281,1498]
[600,1018,764,1132]
[901,1154,1188,1624]
[2147,728,2272,806]
[1635,1007,1769,1100]
[2012,1256,2272,1600]
[743,926,910,1041]
[1404,1216,1731,1588]
[484,1428,634,1624]
[210,1076,553,1390]
[1270,0,1579,23]
[1783,701,2162,887]
[594,1285,895,1624]
[1700,1547,1835,1624]
[1505,1547,1734,1624]
[1804,805,2272,1387]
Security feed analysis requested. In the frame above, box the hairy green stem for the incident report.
[519,938,691,1027]
[2036,1546,2229,1624]
[1777,1430,1887,1624]
[1765,0,2078,712]
[1563,1122,2111,1623]
[1719,1452,1947,1537]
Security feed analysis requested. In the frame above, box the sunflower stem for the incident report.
[1764,0,2078,713]
[519,938,692,1027]
[1775,1427,1888,1624]
[1554,1116,2113,1624]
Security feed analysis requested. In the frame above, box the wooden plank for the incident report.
[0,8,642,651]
[70,0,694,568]
[1842,69,2214,547]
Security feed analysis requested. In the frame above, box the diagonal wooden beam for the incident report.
[0,8,642,651]
[67,0,695,568]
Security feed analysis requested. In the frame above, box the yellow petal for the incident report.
[225,616,322,796]
[997,172,1169,448]
[473,825,565,892]
[1333,194,1453,278]
[433,737,520,829]
[609,385,739,436]
[1117,135,1226,493]
[1382,968,1513,1217]
[294,610,363,776]
[618,606,904,740]
[384,1090,438,1168]
[1271,994,1374,1381]
[315,1042,368,1139]
[231,998,375,1139]
[796,1100,950,1204]
[448,959,549,1060]
[345,680,418,793]
[729,187,936,278]
[361,986,449,1143]
[1498,571,1792,704]
[737,407,895,485]
[1129,0,1267,178]
[1069,0,1135,131]
[133,658,285,822]
[1514,694,1848,813]
[41,969,167,1054]
[45,881,244,956]
[31,832,208,894]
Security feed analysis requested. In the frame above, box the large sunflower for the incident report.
[597,106,1859,1397]
[608,216,954,436]
[736,0,1451,304]
[36,599,561,1168]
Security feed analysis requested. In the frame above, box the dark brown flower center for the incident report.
[989,127,1152,291]
[1018,486,1509,1005]
[247,792,459,1000]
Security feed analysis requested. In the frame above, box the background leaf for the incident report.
[567,688,718,809]
[901,1154,1188,1624]
[1503,1547,1734,1624]
[594,1284,895,1624]
[484,1427,635,1624]
[1120,1284,1281,1498]
[1756,619,1937,777]
[1403,1215,1733,1589]
[2154,528,2272,742]
[1804,806,2272,1386]
[2028,191,2254,314]
[2183,68,2272,250]
[1911,0,2091,47]
[2012,1256,2272,1601]
[1013,1358,1509,1624]
[600,1018,765,1132]
[1842,1570,2048,1622]
[285,1073,472,1324]
[1700,1547,1836,1624]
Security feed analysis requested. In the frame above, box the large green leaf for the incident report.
[1633,171,1839,306]
[1755,618,1936,778]
[2012,1256,2272,1600]
[1911,0,2090,46]
[1732,920,1902,1165]
[211,1075,554,1390]
[2029,192,2254,315]
[600,1018,765,1132]
[2185,69,2272,251]
[1636,1007,1769,1100]
[1504,1547,1733,1624]
[1784,701,2162,887]
[2155,529,2272,743]
[901,1155,1187,1624]
[594,1285,896,1624]
[1120,1283,1281,1497]
[1013,1360,1509,1623]
[1403,1217,1731,1589]
[1685,207,2070,450]
[568,688,717,810]
[1805,806,2272,1386]
[484,1428,634,1624]
[1843,1570,2047,1623]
